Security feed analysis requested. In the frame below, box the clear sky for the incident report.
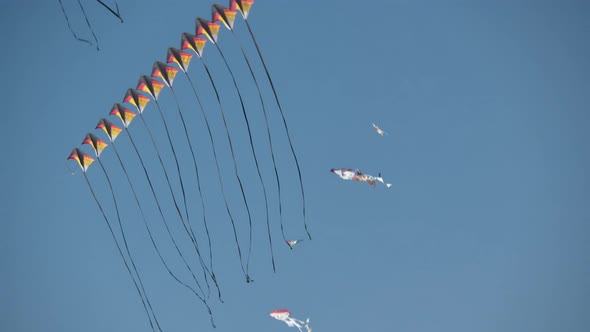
[1,1,589,331]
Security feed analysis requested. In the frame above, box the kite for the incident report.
[67,147,162,332]
[286,240,303,249]
[372,123,388,136]
[58,0,123,50]
[330,168,392,188]
[230,0,311,240]
[270,309,312,332]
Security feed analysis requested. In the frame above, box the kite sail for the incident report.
[330,168,392,188]
[270,309,311,332]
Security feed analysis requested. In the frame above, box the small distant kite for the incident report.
[330,168,392,188]
[372,123,388,136]
[270,309,311,332]
[286,240,303,249]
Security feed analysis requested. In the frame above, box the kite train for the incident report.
[66,1,309,330]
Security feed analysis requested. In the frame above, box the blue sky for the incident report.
[1,1,589,331]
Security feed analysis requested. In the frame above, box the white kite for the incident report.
[330,168,392,188]
[270,309,312,332]
[372,123,388,136]
[286,240,303,249]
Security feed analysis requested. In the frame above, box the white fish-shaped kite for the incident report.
[330,168,392,188]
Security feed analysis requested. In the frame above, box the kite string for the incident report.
[151,97,214,298]
[97,158,163,331]
[125,128,207,297]
[185,71,247,287]
[96,0,123,22]
[160,93,211,262]
[57,0,93,47]
[81,172,158,332]
[137,112,212,293]
[244,20,311,240]
[214,42,266,276]
[165,90,220,290]
[230,31,278,270]
[201,60,251,282]
[111,143,216,326]
[76,0,99,50]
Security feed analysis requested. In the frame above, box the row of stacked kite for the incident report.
[67,1,310,331]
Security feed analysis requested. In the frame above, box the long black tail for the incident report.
[214,42,267,275]
[201,60,252,282]
[185,71,245,288]
[76,0,99,50]
[138,112,191,234]
[97,158,163,330]
[58,0,93,47]
[230,31,279,270]
[140,105,211,297]
[125,128,208,297]
[81,172,159,331]
[244,20,311,240]
[96,0,123,22]
[136,114,211,294]
[111,143,216,326]
[165,91,222,299]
